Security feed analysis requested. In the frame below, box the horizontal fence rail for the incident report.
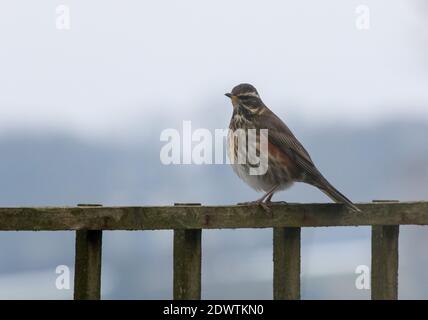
[0,201,427,230]
[0,201,427,300]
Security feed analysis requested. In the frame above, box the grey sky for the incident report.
[0,0,427,141]
[0,1,428,299]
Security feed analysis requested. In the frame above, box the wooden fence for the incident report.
[1,201,427,300]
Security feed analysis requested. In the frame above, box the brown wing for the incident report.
[257,107,322,181]
[256,107,361,212]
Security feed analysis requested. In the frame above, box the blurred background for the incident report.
[0,0,427,299]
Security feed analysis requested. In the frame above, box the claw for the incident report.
[259,202,271,215]
[237,200,272,216]
[237,201,261,206]
[265,201,288,206]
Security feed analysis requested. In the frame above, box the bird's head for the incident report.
[225,83,263,111]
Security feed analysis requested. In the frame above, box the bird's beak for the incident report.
[225,93,232,98]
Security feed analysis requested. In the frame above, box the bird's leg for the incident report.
[261,186,278,205]
[265,192,274,203]
[264,192,288,205]
[237,185,278,206]
[237,185,280,214]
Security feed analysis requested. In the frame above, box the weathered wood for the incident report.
[173,229,202,300]
[0,202,427,230]
[371,225,399,300]
[273,227,301,300]
[74,230,103,300]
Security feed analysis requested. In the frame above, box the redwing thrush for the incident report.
[226,83,360,212]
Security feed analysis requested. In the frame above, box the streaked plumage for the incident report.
[226,83,360,212]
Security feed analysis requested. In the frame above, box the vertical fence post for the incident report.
[273,227,301,300]
[173,203,202,300]
[74,204,103,300]
[371,225,399,300]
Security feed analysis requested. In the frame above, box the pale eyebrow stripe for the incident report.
[236,92,259,98]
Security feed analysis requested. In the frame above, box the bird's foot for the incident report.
[237,200,271,215]
[265,200,288,205]
[237,200,261,205]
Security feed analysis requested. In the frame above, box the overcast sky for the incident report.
[0,0,427,141]
[1,1,428,299]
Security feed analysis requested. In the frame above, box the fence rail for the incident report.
[1,201,427,300]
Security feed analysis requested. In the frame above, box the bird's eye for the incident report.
[238,95,250,100]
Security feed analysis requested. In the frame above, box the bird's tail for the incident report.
[314,177,361,212]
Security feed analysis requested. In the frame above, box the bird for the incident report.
[225,83,360,212]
